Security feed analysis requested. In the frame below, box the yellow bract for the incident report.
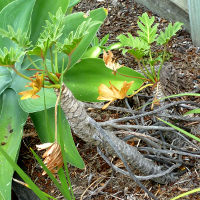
[18,73,43,100]
[103,50,122,73]
[97,81,134,109]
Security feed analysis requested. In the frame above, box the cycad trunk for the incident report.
[55,84,177,184]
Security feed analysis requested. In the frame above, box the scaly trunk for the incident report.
[55,84,177,184]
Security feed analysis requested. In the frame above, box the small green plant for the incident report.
[95,12,183,109]
[116,12,183,83]
[82,33,122,59]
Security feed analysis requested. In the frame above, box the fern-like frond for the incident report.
[60,19,99,56]
[0,25,31,49]
[0,47,24,66]
[156,22,183,45]
[117,33,150,59]
[34,7,65,55]
[137,12,158,44]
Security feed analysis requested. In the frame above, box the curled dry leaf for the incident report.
[19,72,43,100]
[36,142,63,175]
[97,81,134,109]
[103,50,122,74]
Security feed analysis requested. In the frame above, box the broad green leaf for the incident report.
[0,0,14,12]
[0,0,35,49]
[0,67,12,95]
[60,7,107,68]
[137,12,158,44]
[0,89,28,200]
[184,108,200,115]
[81,46,101,58]
[157,22,183,45]
[69,0,80,8]
[64,58,144,102]
[30,0,69,44]
[30,108,85,169]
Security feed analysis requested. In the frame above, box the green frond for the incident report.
[117,33,150,60]
[137,12,158,44]
[60,19,99,56]
[0,47,24,66]
[0,25,31,49]
[34,7,66,55]
[156,22,183,45]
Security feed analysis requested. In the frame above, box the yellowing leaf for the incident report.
[97,81,134,109]
[19,73,43,100]
[103,50,122,73]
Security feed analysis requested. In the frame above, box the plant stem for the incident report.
[44,84,60,89]
[63,55,71,75]
[12,66,32,81]
[157,44,167,80]
[55,94,61,141]
[50,46,55,73]
[54,50,58,73]
[117,71,149,81]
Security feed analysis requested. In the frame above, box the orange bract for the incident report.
[103,50,122,73]
[97,81,134,109]
[18,73,43,100]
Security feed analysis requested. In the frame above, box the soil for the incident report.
[15,1,200,200]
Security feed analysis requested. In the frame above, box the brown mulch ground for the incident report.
[18,1,200,199]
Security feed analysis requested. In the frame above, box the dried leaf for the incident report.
[103,50,122,73]
[97,81,134,109]
[36,142,63,175]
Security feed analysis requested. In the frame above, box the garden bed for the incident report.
[15,0,200,199]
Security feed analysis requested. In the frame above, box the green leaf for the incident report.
[99,33,109,46]
[0,147,50,200]
[0,0,35,49]
[184,108,200,115]
[0,0,14,12]
[30,0,69,44]
[137,12,158,44]
[64,58,144,102]
[60,19,98,56]
[157,118,200,143]
[0,47,24,66]
[117,33,149,59]
[0,89,28,200]
[31,149,70,199]
[0,25,31,49]
[156,22,183,45]
[30,107,85,169]
[81,46,101,58]
[60,7,107,68]
[33,7,66,56]
[0,67,12,95]
[69,0,80,8]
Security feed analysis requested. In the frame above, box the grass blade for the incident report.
[0,146,48,200]
[157,118,200,142]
